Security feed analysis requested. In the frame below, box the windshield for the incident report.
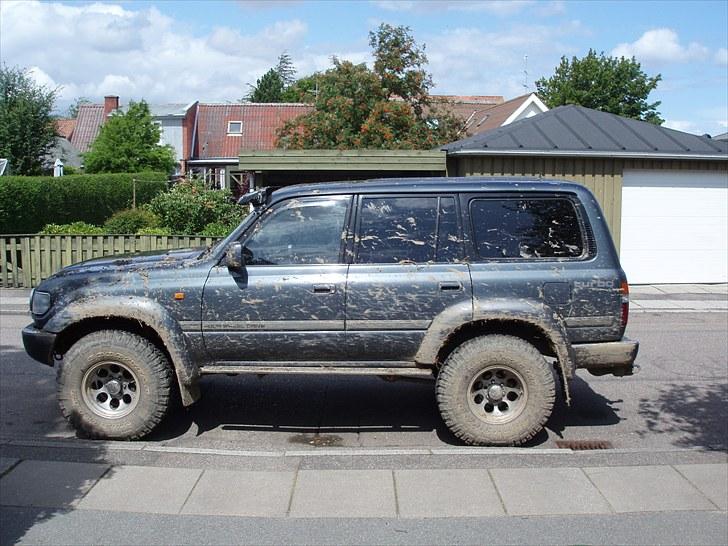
[197,208,261,259]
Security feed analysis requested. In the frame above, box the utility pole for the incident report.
[523,54,529,92]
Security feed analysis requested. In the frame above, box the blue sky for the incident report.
[1,0,726,135]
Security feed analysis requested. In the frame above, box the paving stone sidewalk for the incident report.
[1,458,725,518]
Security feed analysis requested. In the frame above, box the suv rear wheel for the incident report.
[57,330,173,440]
[436,335,555,446]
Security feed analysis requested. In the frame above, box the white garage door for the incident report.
[620,169,728,284]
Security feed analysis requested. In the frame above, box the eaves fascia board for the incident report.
[446,149,728,161]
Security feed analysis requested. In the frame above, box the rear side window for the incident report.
[470,198,584,259]
[356,196,460,264]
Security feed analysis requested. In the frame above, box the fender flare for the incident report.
[45,296,200,406]
[416,299,574,403]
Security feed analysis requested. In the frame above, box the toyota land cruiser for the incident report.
[22,178,639,445]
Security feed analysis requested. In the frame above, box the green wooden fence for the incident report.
[0,235,223,288]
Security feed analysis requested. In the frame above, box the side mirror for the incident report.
[225,242,244,270]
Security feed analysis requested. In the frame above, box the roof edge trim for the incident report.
[447,149,728,161]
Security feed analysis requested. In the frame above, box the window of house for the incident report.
[227,121,243,135]
[243,196,350,265]
[470,197,584,259]
[355,196,461,264]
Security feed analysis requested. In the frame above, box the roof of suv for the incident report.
[271,177,588,201]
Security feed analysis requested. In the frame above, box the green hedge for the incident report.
[0,172,168,234]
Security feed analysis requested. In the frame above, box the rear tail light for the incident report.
[620,280,630,328]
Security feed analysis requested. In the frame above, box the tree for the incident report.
[536,50,664,124]
[0,65,58,175]
[247,69,285,103]
[83,100,176,174]
[277,24,463,150]
[369,23,432,115]
[276,52,297,88]
[246,52,298,103]
[67,97,91,118]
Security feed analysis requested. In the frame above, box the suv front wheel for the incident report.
[436,335,555,446]
[57,330,173,440]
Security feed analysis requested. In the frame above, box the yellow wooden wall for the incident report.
[448,156,728,252]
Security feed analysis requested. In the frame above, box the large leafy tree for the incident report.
[84,100,176,174]
[0,65,58,175]
[536,49,664,124]
[277,24,463,149]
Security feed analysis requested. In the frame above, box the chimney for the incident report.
[104,95,119,117]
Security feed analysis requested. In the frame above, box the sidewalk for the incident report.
[3,284,727,314]
[1,457,726,519]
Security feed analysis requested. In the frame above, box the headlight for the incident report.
[31,290,52,315]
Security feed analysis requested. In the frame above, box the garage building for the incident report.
[442,105,728,284]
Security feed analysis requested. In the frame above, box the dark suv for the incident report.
[23,178,638,445]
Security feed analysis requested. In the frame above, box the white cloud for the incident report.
[425,21,587,95]
[715,48,728,65]
[612,28,710,63]
[663,120,702,134]
[0,1,316,108]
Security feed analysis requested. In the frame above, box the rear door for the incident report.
[345,194,471,363]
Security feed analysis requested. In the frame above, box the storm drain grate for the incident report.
[556,439,614,450]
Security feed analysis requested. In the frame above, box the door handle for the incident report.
[439,281,463,291]
[313,284,336,294]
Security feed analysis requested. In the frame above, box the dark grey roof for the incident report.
[714,132,728,142]
[442,105,728,160]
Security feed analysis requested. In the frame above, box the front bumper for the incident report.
[22,325,57,366]
[572,338,639,377]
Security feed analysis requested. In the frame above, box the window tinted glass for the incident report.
[470,198,584,259]
[357,197,438,264]
[244,196,349,265]
[437,197,461,263]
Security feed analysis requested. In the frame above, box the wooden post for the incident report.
[132,178,137,209]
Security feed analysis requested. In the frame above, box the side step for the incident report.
[199,365,434,377]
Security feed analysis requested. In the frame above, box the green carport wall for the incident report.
[238,150,447,187]
[447,155,727,251]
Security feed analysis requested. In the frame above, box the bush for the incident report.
[104,208,159,234]
[0,172,167,234]
[40,222,107,235]
[148,180,246,235]
[136,226,172,236]
[200,221,236,237]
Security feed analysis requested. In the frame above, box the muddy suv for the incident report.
[23,178,638,445]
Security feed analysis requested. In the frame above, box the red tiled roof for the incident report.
[70,104,105,153]
[195,103,313,158]
[467,94,534,133]
[54,118,77,140]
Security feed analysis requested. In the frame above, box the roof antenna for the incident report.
[522,54,529,92]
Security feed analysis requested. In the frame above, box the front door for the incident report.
[346,194,471,362]
[202,195,351,364]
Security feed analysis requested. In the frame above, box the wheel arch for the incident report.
[416,304,575,404]
[46,297,201,406]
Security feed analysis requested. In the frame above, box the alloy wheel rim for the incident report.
[467,365,528,424]
[81,361,139,419]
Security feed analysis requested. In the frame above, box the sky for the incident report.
[1,0,726,136]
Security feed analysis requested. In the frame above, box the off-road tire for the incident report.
[57,330,173,440]
[436,335,555,446]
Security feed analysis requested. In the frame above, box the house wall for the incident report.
[157,117,184,162]
[447,155,728,251]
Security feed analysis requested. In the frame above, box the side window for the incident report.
[356,196,460,264]
[470,198,584,259]
[243,196,349,265]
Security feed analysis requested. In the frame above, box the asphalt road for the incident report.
[1,310,726,453]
